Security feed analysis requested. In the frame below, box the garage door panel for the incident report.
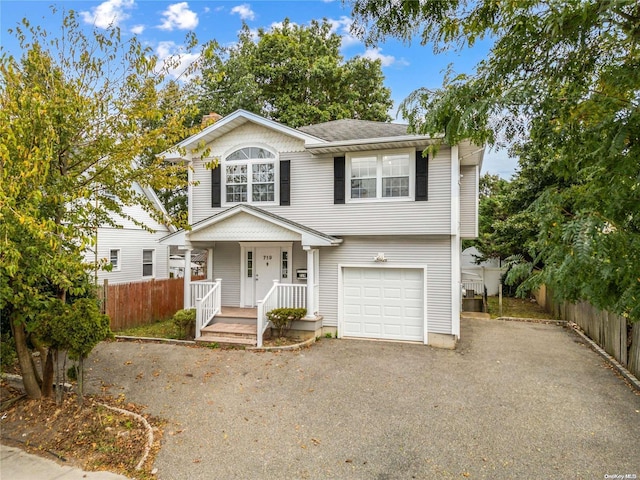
[342,267,424,342]
[363,323,382,335]
[383,305,403,318]
[382,287,402,299]
[364,305,382,316]
[403,288,423,300]
[363,287,382,298]
[363,269,382,280]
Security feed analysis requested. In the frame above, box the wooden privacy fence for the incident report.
[537,285,640,380]
[101,276,204,331]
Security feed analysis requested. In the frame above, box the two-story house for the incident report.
[161,110,482,348]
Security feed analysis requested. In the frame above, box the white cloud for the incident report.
[158,2,199,31]
[130,24,145,34]
[155,41,200,81]
[327,16,360,49]
[80,0,135,29]
[362,47,408,67]
[231,4,256,21]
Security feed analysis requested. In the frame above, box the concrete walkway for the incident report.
[0,444,130,480]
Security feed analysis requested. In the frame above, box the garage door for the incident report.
[342,267,424,342]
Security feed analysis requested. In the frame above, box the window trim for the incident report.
[142,249,155,278]
[221,145,279,207]
[346,149,415,203]
[109,249,121,272]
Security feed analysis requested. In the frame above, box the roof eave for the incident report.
[305,134,443,155]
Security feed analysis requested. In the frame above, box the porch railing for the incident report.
[256,281,307,347]
[194,279,222,338]
[191,280,219,309]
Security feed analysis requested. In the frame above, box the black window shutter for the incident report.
[415,150,428,201]
[280,160,291,206]
[334,156,346,204]
[211,166,221,208]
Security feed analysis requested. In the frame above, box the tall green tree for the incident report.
[195,19,393,127]
[0,10,201,399]
[351,0,640,320]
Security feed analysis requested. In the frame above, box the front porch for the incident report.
[189,280,323,347]
[159,205,342,347]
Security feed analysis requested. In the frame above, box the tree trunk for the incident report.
[31,336,53,398]
[11,315,42,399]
[42,348,54,398]
[77,357,84,406]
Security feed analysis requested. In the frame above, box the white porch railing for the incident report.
[191,280,219,309]
[193,279,222,338]
[256,281,307,347]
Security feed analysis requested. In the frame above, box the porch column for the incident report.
[183,248,192,309]
[304,247,317,319]
[207,247,214,280]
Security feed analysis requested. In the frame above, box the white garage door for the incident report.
[342,267,424,342]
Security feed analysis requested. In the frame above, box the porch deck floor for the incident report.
[201,322,257,335]
[219,307,257,319]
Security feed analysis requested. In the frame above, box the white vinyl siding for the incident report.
[191,125,453,235]
[211,242,241,307]
[87,228,170,284]
[318,236,453,335]
[460,165,479,238]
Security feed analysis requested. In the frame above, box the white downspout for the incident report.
[303,247,317,319]
[451,145,461,339]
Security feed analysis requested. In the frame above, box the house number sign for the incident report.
[264,254,272,266]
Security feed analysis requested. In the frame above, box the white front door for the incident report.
[255,247,281,302]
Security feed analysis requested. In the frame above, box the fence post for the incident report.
[498,284,503,317]
[102,279,109,315]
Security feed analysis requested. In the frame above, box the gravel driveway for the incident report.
[86,319,640,479]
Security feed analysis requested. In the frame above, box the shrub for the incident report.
[173,309,196,340]
[266,308,306,338]
[0,332,16,374]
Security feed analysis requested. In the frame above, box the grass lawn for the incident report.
[115,318,184,339]
[486,296,556,320]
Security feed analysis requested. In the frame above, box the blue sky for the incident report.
[1,0,517,178]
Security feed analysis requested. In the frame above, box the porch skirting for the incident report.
[286,315,323,341]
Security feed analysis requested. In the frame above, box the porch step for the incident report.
[197,321,267,347]
[201,322,257,339]
[196,335,256,347]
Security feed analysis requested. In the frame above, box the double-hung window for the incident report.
[142,249,154,277]
[348,150,413,201]
[109,249,120,271]
[224,147,276,204]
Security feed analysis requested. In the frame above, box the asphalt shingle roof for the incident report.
[298,119,411,142]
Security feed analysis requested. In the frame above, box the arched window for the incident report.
[224,147,277,204]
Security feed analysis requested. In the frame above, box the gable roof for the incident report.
[160,204,342,248]
[160,110,325,162]
[298,119,411,142]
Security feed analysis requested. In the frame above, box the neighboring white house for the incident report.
[88,183,175,285]
[461,246,506,296]
[160,110,483,348]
